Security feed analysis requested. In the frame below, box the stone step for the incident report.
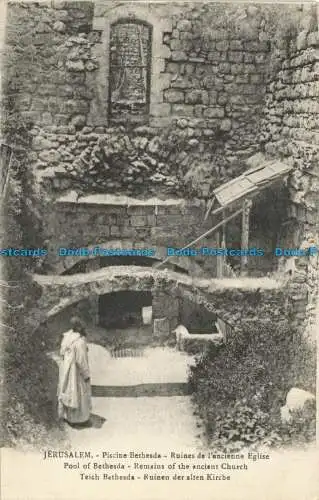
[91,382,191,398]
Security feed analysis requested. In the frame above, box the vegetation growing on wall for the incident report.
[189,320,316,451]
[1,7,65,446]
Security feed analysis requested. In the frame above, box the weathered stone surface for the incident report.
[203,107,225,118]
[66,60,85,72]
[220,118,232,132]
[164,89,184,103]
[281,388,315,423]
[53,21,66,32]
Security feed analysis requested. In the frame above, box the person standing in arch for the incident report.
[57,317,92,427]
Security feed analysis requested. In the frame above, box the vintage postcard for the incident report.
[0,1,318,499]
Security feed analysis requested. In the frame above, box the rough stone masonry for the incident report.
[2,1,318,339]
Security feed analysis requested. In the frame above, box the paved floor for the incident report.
[2,347,318,500]
[68,344,203,451]
[88,344,194,385]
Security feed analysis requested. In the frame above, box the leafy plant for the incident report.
[189,320,316,451]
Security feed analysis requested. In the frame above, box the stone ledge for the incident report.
[56,193,188,206]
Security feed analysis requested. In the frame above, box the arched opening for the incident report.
[98,290,152,328]
[98,290,153,350]
[108,18,152,125]
[61,255,190,276]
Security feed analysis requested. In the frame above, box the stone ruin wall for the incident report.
[258,3,318,341]
[32,267,286,346]
[3,1,297,200]
[43,198,218,276]
[2,1,318,338]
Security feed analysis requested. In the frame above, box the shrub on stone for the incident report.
[189,320,316,451]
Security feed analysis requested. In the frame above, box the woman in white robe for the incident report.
[57,318,92,425]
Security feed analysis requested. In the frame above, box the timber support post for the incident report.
[240,199,252,276]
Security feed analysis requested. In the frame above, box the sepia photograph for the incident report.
[0,1,318,499]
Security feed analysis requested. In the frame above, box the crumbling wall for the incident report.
[260,3,318,336]
[4,1,290,200]
[261,4,318,233]
[42,197,220,277]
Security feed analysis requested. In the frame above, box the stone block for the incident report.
[66,60,85,72]
[171,51,187,61]
[71,115,86,129]
[216,40,229,51]
[219,62,231,73]
[250,74,263,84]
[171,29,179,39]
[41,112,53,126]
[224,75,235,83]
[209,90,218,105]
[53,21,66,33]
[203,107,225,118]
[185,90,204,104]
[307,31,318,47]
[230,95,246,105]
[153,317,170,339]
[228,52,243,63]
[202,75,216,89]
[120,226,137,238]
[245,41,269,52]
[110,225,121,237]
[236,75,250,84]
[230,40,243,51]
[130,215,156,227]
[150,117,173,128]
[220,119,232,132]
[217,94,227,106]
[176,20,192,31]
[255,53,267,64]
[171,104,194,117]
[170,75,194,89]
[39,149,61,164]
[55,114,69,126]
[163,89,184,104]
[150,103,171,117]
[170,39,182,51]
[244,53,255,64]
[165,62,179,73]
[194,105,203,117]
[231,64,244,75]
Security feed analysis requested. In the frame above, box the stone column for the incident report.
[152,291,179,332]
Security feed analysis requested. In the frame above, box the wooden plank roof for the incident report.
[213,160,292,208]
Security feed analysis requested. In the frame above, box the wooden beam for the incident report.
[221,209,226,278]
[216,230,222,278]
[240,199,252,276]
[204,197,215,220]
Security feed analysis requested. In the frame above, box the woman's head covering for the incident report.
[70,316,86,336]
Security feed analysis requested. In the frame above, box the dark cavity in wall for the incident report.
[98,290,152,329]
[179,296,218,334]
[224,184,290,276]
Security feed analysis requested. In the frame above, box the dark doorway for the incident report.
[224,184,289,276]
[179,297,217,334]
[98,290,152,328]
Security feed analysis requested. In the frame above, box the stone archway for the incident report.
[31,266,285,338]
[48,241,205,277]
